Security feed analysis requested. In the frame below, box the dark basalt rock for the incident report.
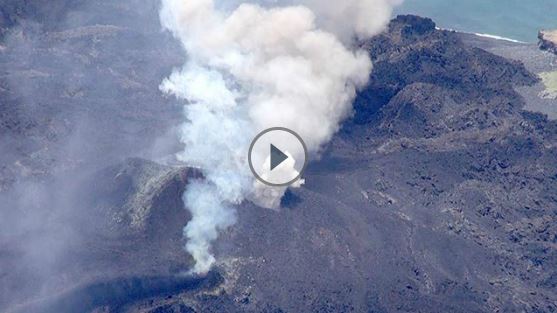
[353,15,537,125]
[538,30,557,55]
[14,272,220,313]
[391,14,436,37]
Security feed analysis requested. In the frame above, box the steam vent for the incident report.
[539,30,557,54]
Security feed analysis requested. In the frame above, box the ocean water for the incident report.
[396,0,557,42]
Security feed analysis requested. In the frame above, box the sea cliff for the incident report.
[539,29,557,54]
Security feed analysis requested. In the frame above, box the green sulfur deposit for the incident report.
[539,71,557,99]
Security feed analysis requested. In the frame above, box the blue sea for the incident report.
[396,0,557,42]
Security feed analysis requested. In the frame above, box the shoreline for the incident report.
[435,26,527,44]
[473,32,525,44]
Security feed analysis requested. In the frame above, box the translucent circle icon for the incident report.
[248,127,308,186]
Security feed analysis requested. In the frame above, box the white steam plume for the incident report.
[299,0,401,40]
[159,0,397,274]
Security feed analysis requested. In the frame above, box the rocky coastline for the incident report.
[539,29,557,54]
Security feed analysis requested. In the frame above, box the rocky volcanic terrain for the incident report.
[539,30,557,55]
[1,2,557,313]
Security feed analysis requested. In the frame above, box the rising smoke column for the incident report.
[159,0,398,274]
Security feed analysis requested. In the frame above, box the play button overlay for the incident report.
[248,127,308,187]
[270,144,289,171]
